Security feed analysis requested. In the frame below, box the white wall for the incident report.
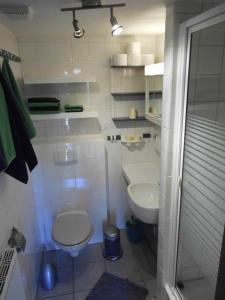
[18,34,162,132]
[106,126,161,228]
[0,23,41,300]
[32,134,107,247]
[18,33,163,235]
[31,117,160,242]
[155,33,165,63]
[0,10,164,300]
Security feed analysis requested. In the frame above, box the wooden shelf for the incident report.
[145,113,162,126]
[30,111,98,121]
[112,116,146,122]
[110,65,144,69]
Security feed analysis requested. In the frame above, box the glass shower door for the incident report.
[175,20,225,300]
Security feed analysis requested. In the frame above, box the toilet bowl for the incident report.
[52,210,93,257]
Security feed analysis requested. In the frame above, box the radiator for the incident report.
[0,248,26,300]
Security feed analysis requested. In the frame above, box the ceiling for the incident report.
[0,0,166,37]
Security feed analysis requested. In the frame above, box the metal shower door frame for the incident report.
[166,3,225,300]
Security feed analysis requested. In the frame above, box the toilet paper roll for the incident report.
[127,42,141,55]
[112,54,127,66]
[142,54,155,66]
[127,54,142,66]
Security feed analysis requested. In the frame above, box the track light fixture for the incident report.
[110,7,123,36]
[61,3,125,39]
[72,11,85,38]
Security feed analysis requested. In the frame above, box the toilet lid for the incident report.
[52,212,92,246]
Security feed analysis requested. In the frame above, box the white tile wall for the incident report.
[106,126,161,228]
[18,33,163,252]
[1,24,166,300]
[18,34,163,131]
[0,22,42,300]
[32,135,107,247]
[33,118,101,138]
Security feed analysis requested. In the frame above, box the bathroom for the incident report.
[0,0,225,299]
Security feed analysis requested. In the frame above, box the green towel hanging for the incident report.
[0,82,16,169]
[2,59,36,139]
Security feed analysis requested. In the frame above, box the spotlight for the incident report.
[110,8,123,36]
[111,16,123,35]
[72,12,85,38]
[61,3,125,38]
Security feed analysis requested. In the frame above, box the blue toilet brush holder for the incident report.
[40,246,57,291]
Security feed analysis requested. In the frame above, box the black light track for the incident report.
[61,3,125,12]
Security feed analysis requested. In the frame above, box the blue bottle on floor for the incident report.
[126,216,144,244]
[40,246,57,290]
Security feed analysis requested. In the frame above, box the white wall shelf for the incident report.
[111,91,162,97]
[145,113,162,126]
[111,92,145,97]
[112,116,146,122]
[30,111,98,121]
[110,62,146,120]
[110,65,144,69]
[24,76,96,85]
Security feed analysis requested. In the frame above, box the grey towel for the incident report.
[86,272,148,300]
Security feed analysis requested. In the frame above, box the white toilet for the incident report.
[52,210,93,257]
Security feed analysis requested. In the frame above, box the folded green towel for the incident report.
[65,108,84,112]
[28,97,60,104]
[2,59,36,139]
[27,102,60,108]
[29,107,60,112]
[64,104,83,109]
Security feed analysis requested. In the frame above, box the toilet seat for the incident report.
[52,211,92,246]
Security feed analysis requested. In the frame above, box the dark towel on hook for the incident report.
[2,59,36,139]
[0,70,38,183]
[0,150,5,172]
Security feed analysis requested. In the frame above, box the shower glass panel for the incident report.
[175,21,225,300]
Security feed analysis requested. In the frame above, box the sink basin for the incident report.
[127,182,159,224]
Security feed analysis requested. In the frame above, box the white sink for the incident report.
[122,162,160,184]
[127,182,159,224]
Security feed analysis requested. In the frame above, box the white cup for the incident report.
[152,107,158,115]
[129,107,137,119]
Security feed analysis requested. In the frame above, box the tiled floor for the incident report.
[36,230,157,300]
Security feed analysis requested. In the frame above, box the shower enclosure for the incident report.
[167,3,225,300]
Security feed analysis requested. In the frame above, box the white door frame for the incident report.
[166,3,225,300]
